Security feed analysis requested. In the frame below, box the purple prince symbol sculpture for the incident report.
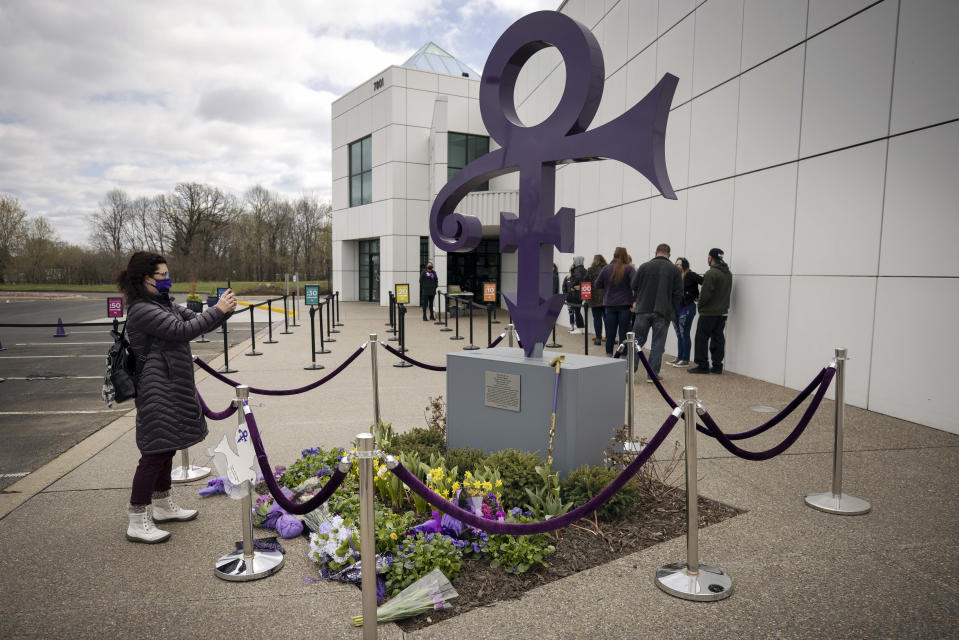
[429,10,678,357]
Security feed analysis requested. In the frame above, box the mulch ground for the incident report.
[396,484,742,631]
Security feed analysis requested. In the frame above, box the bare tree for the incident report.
[17,216,58,282]
[158,183,235,278]
[88,188,130,260]
[126,196,167,254]
[0,194,28,282]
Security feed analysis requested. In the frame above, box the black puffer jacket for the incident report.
[127,293,229,454]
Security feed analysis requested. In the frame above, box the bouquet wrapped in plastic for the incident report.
[352,568,458,627]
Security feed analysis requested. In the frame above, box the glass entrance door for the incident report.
[358,239,380,302]
[446,237,500,304]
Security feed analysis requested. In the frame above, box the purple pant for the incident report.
[130,451,175,506]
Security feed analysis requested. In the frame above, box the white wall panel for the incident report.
[799,0,897,157]
[596,206,623,255]
[731,164,797,275]
[332,177,347,211]
[649,195,687,261]
[406,69,438,93]
[736,47,804,174]
[741,0,808,70]
[438,75,468,97]
[621,199,652,258]
[685,180,734,273]
[467,99,483,134]
[579,161,601,214]
[332,145,347,180]
[890,0,959,134]
[406,200,429,237]
[406,126,430,164]
[880,121,959,277]
[447,95,469,133]
[389,87,407,125]
[346,99,372,146]
[406,89,436,128]
[388,199,407,237]
[869,277,959,434]
[692,0,744,95]
[688,79,739,184]
[627,0,659,58]
[725,275,789,383]
[656,15,695,105]
[593,67,627,128]
[807,0,876,35]
[785,276,875,406]
[598,160,625,212]
[371,89,390,131]
[574,213,598,265]
[793,141,886,275]
[658,0,694,35]
[406,163,430,201]
[603,1,630,72]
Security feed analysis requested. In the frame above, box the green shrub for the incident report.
[561,465,637,521]
[487,512,555,574]
[278,446,345,490]
[386,427,446,460]
[385,533,463,597]
[443,447,488,476]
[483,449,545,510]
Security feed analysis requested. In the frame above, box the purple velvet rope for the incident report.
[699,366,836,461]
[195,388,238,421]
[635,349,829,441]
[242,405,348,515]
[193,344,367,395]
[389,410,681,535]
[488,333,505,348]
[379,341,447,371]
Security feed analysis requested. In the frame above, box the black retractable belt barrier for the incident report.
[282,295,292,334]
[324,297,336,341]
[394,304,412,367]
[440,292,452,331]
[246,303,262,356]
[546,324,561,348]
[450,296,464,341]
[264,297,277,344]
[219,311,237,373]
[334,291,343,327]
[316,300,331,355]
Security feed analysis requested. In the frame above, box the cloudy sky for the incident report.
[0,0,557,245]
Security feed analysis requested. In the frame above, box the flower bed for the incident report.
[246,422,741,628]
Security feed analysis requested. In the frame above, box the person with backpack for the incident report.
[584,254,607,345]
[564,257,587,334]
[117,251,236,544]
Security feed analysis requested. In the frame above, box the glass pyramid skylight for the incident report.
[402,42,480,79]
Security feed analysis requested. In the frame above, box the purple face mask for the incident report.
[154,277,173,293]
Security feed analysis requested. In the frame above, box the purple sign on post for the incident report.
[429,10,678,357]
[107,297,123,318]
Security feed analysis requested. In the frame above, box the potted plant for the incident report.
[186,280,204,313]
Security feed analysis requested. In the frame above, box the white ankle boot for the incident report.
[152,492,198,523]
[126,508,171,544]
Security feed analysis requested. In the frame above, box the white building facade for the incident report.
[331,0,959,434]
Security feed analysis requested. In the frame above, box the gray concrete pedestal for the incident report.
[446,348,625,476]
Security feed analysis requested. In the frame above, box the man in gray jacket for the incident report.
[631,243,683,382]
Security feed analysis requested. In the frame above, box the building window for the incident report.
[420,236,430,270]
[358,239,379,302]
[349,136,372,207]
[447,132,489,191]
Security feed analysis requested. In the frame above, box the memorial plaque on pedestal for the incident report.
[447,348,624,476]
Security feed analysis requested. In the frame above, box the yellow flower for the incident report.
[464,470,473,480]
[495,479,503,487]
[390,532,398,540]
[482,481,492,492]
[452,481,461,492]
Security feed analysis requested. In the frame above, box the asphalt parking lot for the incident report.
[0,292,272,491]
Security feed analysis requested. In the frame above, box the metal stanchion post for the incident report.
[282,295,292,334]
[369,334,380,429]
[356,433,377,640]
[218,315,237,374]
[394,305,412,367]
[327,294,339,334]
[304,306,324,370]
[316,301,330,354]
[434,289,445,325]
[245,305,262,356]
[583,305,589,355]
[546,324,561,348]
[334,291,344,327]
[386,291,395,327]
[655,387,732,600]
[195,301,211,342]
[507,322,515,348]
[491,299,501,324]
[291,292,299,327]
[324,298,336,341]
[171,447,211,483]
[451,296,464,341]
[464,301,479,350]
[214,386,285,581]
[440,292,452,331]
[264,298,277,344]
[487,304,493,347]
[804,348,871,515]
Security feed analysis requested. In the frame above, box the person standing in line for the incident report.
[117,251,236,543]
[690,248,732,374]
[593,247,636,356]
[630,243,683,382]
[585,254,607,345]
[419,261,438,321]
[565,257,587,334]
[552,263,559,296]
[667,257,699,367]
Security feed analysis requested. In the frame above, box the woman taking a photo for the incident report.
[117,251,237,543]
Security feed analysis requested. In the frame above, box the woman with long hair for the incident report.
[117,251,236,543]
[667,257,699,367]
[593,246,637,356]
[584,254,607,345]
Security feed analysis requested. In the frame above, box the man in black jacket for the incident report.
[630,243,683,382]
[419,262,438,320]
[690,248,732,374]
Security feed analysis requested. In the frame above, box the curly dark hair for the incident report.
[116,251,167,304]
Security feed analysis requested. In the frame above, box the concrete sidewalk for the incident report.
[1,301,956,639]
